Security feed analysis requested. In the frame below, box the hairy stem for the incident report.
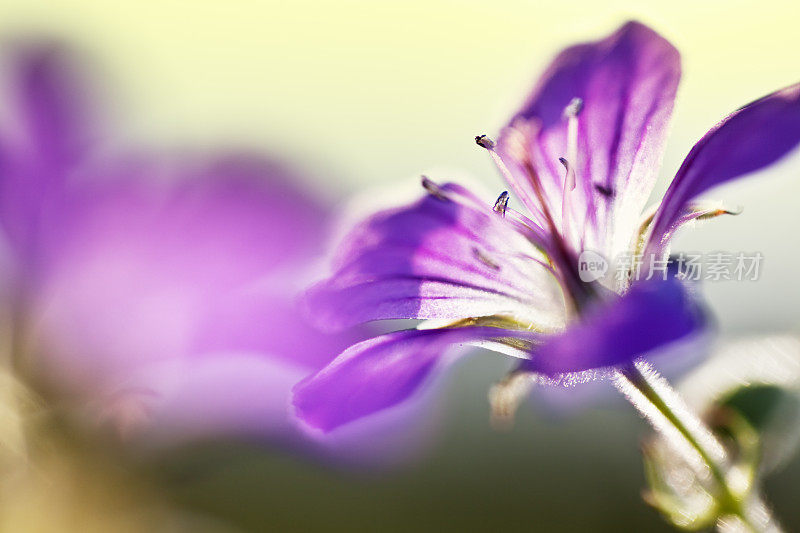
[614,361,781,532]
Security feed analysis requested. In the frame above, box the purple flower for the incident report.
[0,43,435,457]
[293,21,800,432]
[0,43,336,439]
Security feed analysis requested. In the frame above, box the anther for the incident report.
[594,183,615,198]
[475,134,495,150]
[493,191,509,216]
[696,206,742,219]
[477,121,557,236]
[421,176,449,201]
[563,97,583,118]
[559,157,576,192]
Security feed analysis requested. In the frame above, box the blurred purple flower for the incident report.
[293,21,800,432]
[0,43,436,457]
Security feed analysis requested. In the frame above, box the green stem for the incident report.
[616,362,778,532]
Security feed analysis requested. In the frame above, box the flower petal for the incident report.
[292,327,538,432]
[294,276,704,432]
[306,182,565,331]
[649,83,800,252]
[0,43,94,262]
[4,43,92,168]
[134,350,444,467]
[30,155,335,411]
[192,285,359,370]
[497,21,680,258]
[522,275,706,376]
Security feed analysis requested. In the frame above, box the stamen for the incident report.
[476,134,520,185]
[475,127,553,232]
[559,156,576,190]
[475,134,495,150]
[695,206,742,219]
[475,126,593,308]
[562,98,582,191]
[502,206,554,254]
[493,191,509,216]
[559,156,577,243]
[560,98,582,243]
[489,370,535,430]
[421,175,449,201]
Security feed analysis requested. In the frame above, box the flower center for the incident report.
[475,98,601,312]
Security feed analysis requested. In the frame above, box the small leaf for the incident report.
[714,384,800,474]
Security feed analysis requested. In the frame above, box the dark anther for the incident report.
[421,176,449,201]
[558,157,570,170]
[696,206,742,219]
[594,183,615,198]
[493,191,509,216]
[475,134,495,150]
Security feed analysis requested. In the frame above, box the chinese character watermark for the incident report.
[577,251,764,287]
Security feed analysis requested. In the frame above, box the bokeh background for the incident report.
[1,0,799,531]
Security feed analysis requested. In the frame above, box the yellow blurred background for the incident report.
[2,0,799,333]
[0,0,797,190]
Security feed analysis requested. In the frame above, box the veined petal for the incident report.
[496,21,680,258]
[292,327,539,432]
[306,182,565,331]
[649,83,800,253]
[521,275,706,376]
[295,276,704,432]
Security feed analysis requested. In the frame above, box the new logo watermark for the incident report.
[577,250,608,282]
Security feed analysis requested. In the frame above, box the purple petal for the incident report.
[649,83,800,251]
[0,43,94,263]
[497,21,680,257]
[292,327,538,432]
[134,348,446,466]
[522,276,706,376]
[29,155,337,434]
[192,286,360,370]
[7,42,92,168]
[306,183,565,331]
[294,276,704,433]
[41,155,327,280]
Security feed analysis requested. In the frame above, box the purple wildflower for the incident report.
[0,43,339,440]
[293,21,800,432]
[0,43,437,458]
